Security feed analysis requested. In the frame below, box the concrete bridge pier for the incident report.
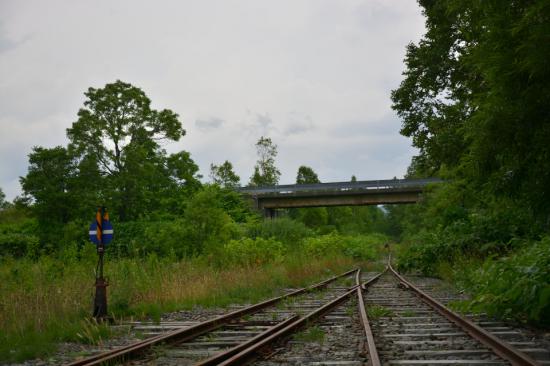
[263,208,273,219]
[263,208,277,219]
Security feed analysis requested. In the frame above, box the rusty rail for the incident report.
[67,268,358,366]
[217,286,361,365]
[195,315,299,366]
[387,261,540,366]
[214,271,383,365]
[356,269,384,366]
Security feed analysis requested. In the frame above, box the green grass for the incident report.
[0,227,391,363]
[345,304,356,316]
[366,305,394,319]
[0,253,355,362]
[400,310,416,317]
[294,325,325,343]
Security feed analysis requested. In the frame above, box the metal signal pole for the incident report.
[93,206,108,320]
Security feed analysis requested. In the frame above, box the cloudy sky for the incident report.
[0,1,425,200]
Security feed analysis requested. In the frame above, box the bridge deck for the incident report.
[240,178,441,197]
[240,178,442,213]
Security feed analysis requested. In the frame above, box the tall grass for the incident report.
[0,250,354,362]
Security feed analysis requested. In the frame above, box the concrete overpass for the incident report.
[239,178,442,217]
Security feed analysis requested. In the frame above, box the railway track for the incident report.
[364,266,546,366]
[67,268,360,366]
[67,260,547,366]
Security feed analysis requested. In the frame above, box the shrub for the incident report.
[397,206,537,276]
[0,232,40,258]
[454,237,550,326]
[219,237,286,267]
[0,219,40,258]
[247,217,313,247]
[341,234,387,260]
[303,232,386,260]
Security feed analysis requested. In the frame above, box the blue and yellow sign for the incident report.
[89,209,114,245]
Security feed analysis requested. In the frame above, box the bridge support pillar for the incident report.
[263,208,276,219]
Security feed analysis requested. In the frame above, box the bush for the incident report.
[454,237,550,326]
[0,219,40,258]
[142,220,188,258]
[342,234,387,260]
[182,188,242,256]
[247,217,313,247]
[303,232,386,260]
[219,237,286,267]
[397,206,537,276]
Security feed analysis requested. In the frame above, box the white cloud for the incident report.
[195,117,224,131]
[0,0,424,199]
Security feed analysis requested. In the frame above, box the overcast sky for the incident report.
[0,1,425,200]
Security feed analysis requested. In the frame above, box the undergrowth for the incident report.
[397,234,550,326]
[452,238,550,326]
[0,253,355,362]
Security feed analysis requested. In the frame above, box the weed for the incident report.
[150,344,167,358]
[294,325,325,343]
[343,278,354,287]
[401,310,416,317]
[345,304,356,317]
[75,319,111,345]
[241,314,252,322]
[366,305,394,319]
[0,254,354,362]
[204,333,218,342]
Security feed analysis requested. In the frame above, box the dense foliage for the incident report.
[454,238,550,326]
[392,1,550,222]
[4,1,550,356]
[391,0,550,326]
[210,160,241,188]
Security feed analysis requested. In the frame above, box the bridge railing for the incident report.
[239,177,442,195]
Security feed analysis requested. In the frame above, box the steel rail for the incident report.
[387,262,541,366]
[194,315,299,366]
[356,269,384,366]
[67,268,358,366]
[217,285,361,365]
[215,271,386,366]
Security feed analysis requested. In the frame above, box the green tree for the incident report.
[66,80,197,220]
[182,187,237,255]
[20,147,81,248]
[293,166,327,228]
[210,160,241,188]
[392,1,550,222]
[296,166,320,184]
[0,188,6,209]
[249,136,281,186]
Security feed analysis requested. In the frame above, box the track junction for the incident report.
[67,258,549,366]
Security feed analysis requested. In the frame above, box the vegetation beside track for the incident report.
[386,1,550,327]
[3,2,550,359]
[0,230,385,362]
[390,184,550,326]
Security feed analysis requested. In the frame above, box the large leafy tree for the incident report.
[19,146,98,247]
[249,136,281,186]
[20,147,76,224]
[292,165,327,227]
[296,166,320,185]
[66,80,198,220]
[392,1,550,221]
[210,160,241,188]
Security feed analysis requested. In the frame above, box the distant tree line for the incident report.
[0,80,391,257]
